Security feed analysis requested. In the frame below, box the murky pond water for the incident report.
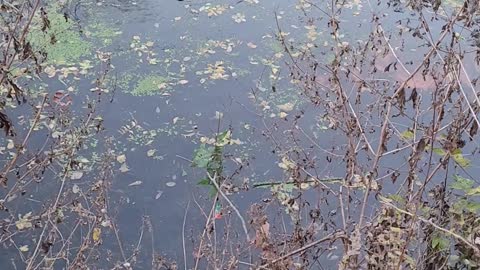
[2,0,480,268]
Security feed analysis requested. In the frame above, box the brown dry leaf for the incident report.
[261,221,270,238]
[254,221,271,250]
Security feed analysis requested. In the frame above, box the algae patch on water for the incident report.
[29,8,91,65]
[131,75,172,96]
[85,23,122,46]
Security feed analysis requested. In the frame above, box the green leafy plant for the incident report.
[192,130,232,194]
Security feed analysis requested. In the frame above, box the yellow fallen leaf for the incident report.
[15,212,33,230]
[93,227,101,243]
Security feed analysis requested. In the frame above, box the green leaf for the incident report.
[452,153,471,167]
[197,178,211,186]
[388,194,406,204]
[401,130,414,140]
[431,235,449,250]
[209,186,218,197]
[451,148,462,155]
[192,145,215,168]
[466,186,480,196]
[465,201,480,212]
[451,175,474,191]
[432,148,446,156]
[215,131,231,146]
[453,199,480,213]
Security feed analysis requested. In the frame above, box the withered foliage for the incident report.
[237,0,480,269]
[0,0,480,269]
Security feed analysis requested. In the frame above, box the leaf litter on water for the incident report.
[128,180,143,187]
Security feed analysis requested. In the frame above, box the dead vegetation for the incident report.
[1,0,480,269]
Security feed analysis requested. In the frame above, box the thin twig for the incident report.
[258,231,346,269]
[182,200,190,270]
[381,200,480,256]
[252,177,342,188]
[207,173,251,242]
[1,94,48,184]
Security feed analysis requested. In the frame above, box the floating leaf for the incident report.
[155,190,163,200]
[128,180,143,187]
[247,42,257,49]
[19,245,29,252]
[119,163,130,173]
[116,154,127,164]
[6,140,14,149]
[147,149,156,157]
[72,184,80,194]
[101,220,111,227]
[78,158,90,163]
[166,181,176,187]
[277,102,294,112]
[15,213,33,230]
[173,117,179,124]
[232,13,246,23]
[278,156,295,170]
[70,171,84,180]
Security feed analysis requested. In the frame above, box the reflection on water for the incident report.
[1,0,480,268]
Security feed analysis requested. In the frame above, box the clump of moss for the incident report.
[131,75,171,96]
[29,7,91,65]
